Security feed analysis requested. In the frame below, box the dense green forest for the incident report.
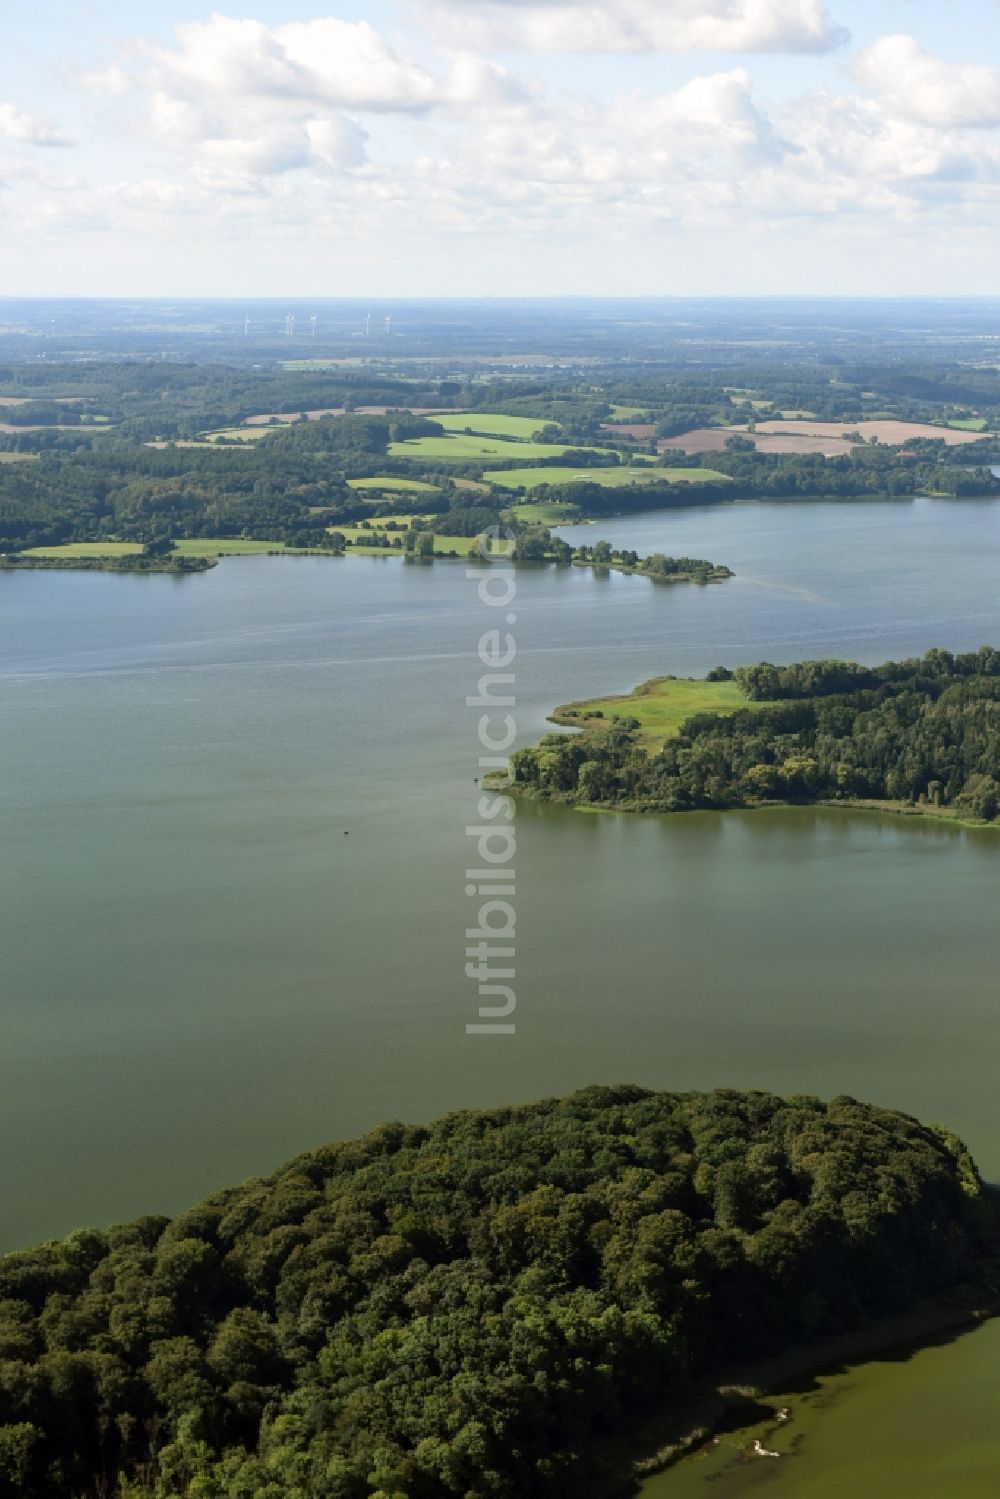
[512,648,1000,819]
[0,1086,992,1498]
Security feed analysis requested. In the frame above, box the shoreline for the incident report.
[624,1293,1000,1487]
[570,558,732,584]
[506,781,1000,833]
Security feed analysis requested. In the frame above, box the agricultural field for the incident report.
[325,517,481,557]
[752,419,987,446]
[347,477,443,495]
[0,452,38,463]
[245,405,446,425]
[484,465,729,491]
[551,676,772,752]
[23,542,143,559]
[145,440,257,451]
[202,427,275,443]
[0,423,80,435]
[660,428,855,457]
[607,404,650,420]
[388,434,612,463]
[947,417,990,431]
[504,500,583,525]
[436,411,550,439]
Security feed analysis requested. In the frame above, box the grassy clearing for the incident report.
[347,476,442,494]
[144,440,256,451]
[23,542,144,559]
[484,465,728,491]
[328,519,481,558]
[331,520,411,541]
[388,434,613,463]
[201,427,275,443]
[552,677,771,752]
[0,452,38,464]
[607,404,649,420]
[505,501,583,525]
[947,418,989,431]
[435,411,550,439]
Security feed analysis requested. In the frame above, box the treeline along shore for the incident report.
[508,648,1000,825]
[0,1085,996,1497]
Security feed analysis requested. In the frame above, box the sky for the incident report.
[2,0,1000,296]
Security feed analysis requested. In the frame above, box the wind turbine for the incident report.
[243,316,250,337]
[286,313,295,338]
[310,315,318,338]
[385,314,392,336]
[364,310,372,337]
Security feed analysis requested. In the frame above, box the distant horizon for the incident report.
[4,294,1000,304]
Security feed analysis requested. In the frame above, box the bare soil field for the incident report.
[658,428,853,457]
[752,419,986,446]
[658,418,990,457]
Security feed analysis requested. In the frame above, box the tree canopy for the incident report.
[0,1086,990,1497]
[513,648,1000,820]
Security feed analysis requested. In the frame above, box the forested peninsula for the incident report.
[511,648,1000,823]
[0,1086,995,1499]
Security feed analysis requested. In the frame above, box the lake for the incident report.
[2,496,1000,1486]
[640,1317,1000,1498]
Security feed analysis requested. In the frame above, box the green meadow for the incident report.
[347,476,443,494]
[607,404,650,420]
[551,676,771,752]
[0,452,38,463]
[484,465,728,491]
[202,427,274,443]
[23,541,144,559]
[946,418,989,431]
[435,411,550,439]
[333,521,481,557]
[388,433,612,463]
[505,500,584,525]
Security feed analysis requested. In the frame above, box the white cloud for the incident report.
[8,13,1000,295]
[0,102,70,147]
[854,34,1000,127]
[420,0,848,55]
[141,14,524,114]
[82,13,528,186]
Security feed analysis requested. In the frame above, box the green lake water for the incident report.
[640,1319,1000,1498]
[2,496,1000,1489]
